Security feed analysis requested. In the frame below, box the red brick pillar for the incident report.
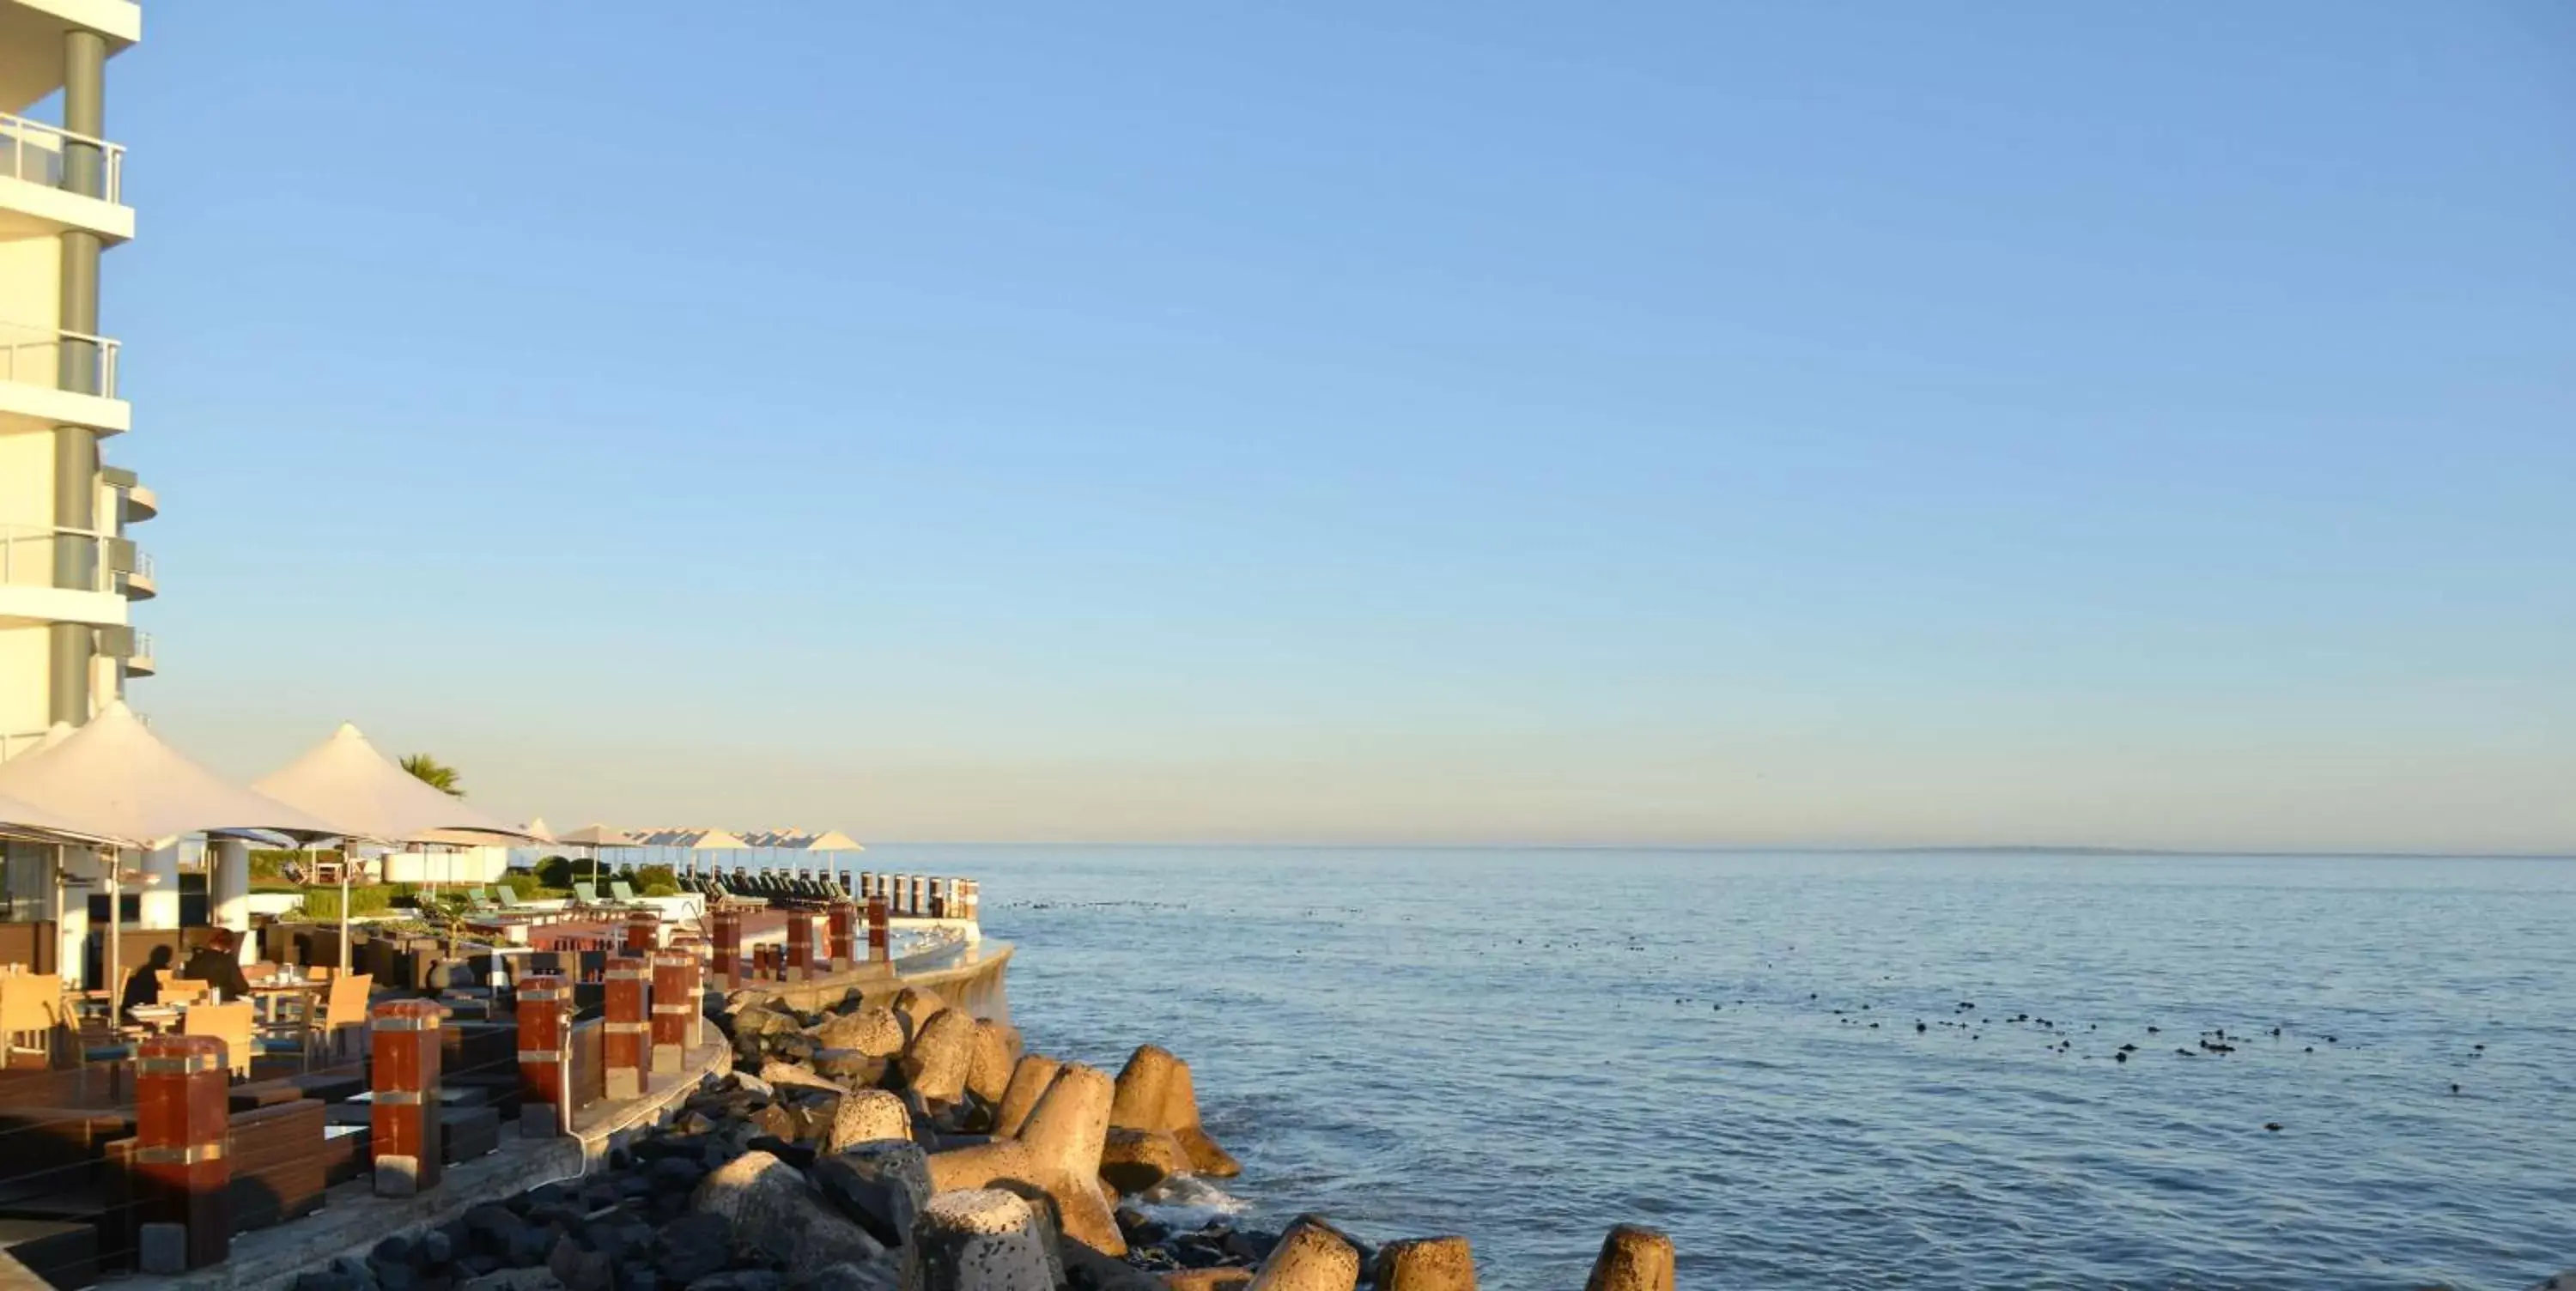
[828,900,857,970]
[786,910,815,981]
[963,880,980,924]
[623,910,659,956]
[650,952,693,1073]
[605,955,649,1101]
[929,877,948,919]
[710,907,742,988]
[858,871,875,905]
[910,875,928,918]
[134,1034,229,1272]
[370,998,445,1196]
[866,894,890,964]
[515,974,568,1137]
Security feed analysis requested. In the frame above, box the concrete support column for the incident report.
[370,1000,445,1197]
[603,957,647,1100]
[133,1035,229,1272]
[49,28,109,727]
[623,910,659,956]
[138,842,179,930]
[209,840,251,936]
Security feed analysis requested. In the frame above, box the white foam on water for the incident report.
[1131,1173,1252,1230]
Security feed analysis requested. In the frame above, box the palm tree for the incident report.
[400,753,465,797]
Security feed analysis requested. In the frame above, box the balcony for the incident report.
[0,522,127,628]
[0,109,131,242]
[112,540,153,600]
[120,480,155,523]
[0,317,126,434]
[125,629,152,676]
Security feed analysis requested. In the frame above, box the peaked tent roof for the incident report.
[254,723,538,845]
[0,702,342,848]
[738,828,864,852]
[629,827,748,850]
[522,817,555,844]
[554,823,638,847]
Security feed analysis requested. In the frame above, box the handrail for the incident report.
[0,318,119,398]
[0,109,125,206]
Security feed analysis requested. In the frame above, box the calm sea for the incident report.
[866,846,2573,1289]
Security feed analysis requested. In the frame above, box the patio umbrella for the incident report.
[0,702,340,996]
[553,823,638,888]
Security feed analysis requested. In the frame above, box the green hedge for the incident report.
[295,883,405,921]
[641,881,681,897]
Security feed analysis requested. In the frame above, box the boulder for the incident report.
[1244,1220,1358,1291]
[813,1140,933,1248]
[813,1008,907,1058]
[457,1271,567,1291]
[1060,1241,1164,1291]
[690,1149,886,1268]
[683,1274,782,1291]
[655,1210,737,1284]
[1373,1238,1475,1291]
[762,1060,850,1095]
[927,1063,1123,1257]
[964,1021,1022,1105]
[1109,1046,1240,1178]
[793,1262,900,1291]
[1098,1127,1192,1196]
[890,986,948,1044]
[992,1057,1064,1139]
[1580,1226,1673,1291]
[826,1088,914,1152]
[813,1048,891,1088]
[902,1009,979,1106]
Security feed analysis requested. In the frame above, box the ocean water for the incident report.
[872,847,2573,1289]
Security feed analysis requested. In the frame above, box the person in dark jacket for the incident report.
[179,928,252,1002]
[119,943,173,1019]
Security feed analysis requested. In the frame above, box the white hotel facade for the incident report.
[0,0,147,763]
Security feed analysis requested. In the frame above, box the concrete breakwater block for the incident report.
[905,1009,981,1106]
[830,1087,916,1151]
[1375,1236,1477,1291]
[1582,1224,1674,1291]
[1246,1218,1362,1291]
[1100,1126,1194,1196]
[994,1055,1065,1139]
[816,1138,934,1248]
[907,1189,1054,1291]
[1111,1045,1242,1178]
[929,1063,1124,1256]
[966,1019,1024,1104]
[816,1005,908,1058]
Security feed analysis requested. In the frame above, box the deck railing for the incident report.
[0,109,125,205]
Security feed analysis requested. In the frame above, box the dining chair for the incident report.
[181,1001,256,1078]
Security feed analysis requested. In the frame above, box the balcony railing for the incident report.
[0,110,125,205]
[0,522,115,592]
[0,318,120,398]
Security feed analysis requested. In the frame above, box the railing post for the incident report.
[786,910,815,982]
[134,1034,228,1272]
[650,952,691,1074]
[710,908,741,988]
[912,875,928,918]
[858,871,875,905]
[604,956,648,1101]
[515,973,568,1137]
[960,880,978,924]
[930,877,948,919]
[370,998,445,1197]
[623,910,659,956]
[867,894,890,965]
[828,900,856,971]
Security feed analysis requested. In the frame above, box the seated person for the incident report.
[179,927,252,1002]
[119,943,173,1019]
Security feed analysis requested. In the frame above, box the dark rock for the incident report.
[650,1155,708,1195]
[810,1050,888,1088]
[1062,1241,1166,1291]
[653,1211,734,1285]
[422,1231,456,1267]
[747,1136,817,1171]
[1115,1207,1170,1247]
[683,1275,782,1291]
[373,1236,416,1270]
[465,1203,524,1255]
[690,1149,885,1267]
[787,1260,896,1291]
[811,1141,932,1248]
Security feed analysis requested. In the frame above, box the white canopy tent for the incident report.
[551,822,637,886]
[254,722,540,967]
[738,828,866,891]
[0,702,340,993]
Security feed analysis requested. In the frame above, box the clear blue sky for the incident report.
[107,2,2574,850]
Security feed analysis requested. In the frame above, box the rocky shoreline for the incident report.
[293,982,1672,1291]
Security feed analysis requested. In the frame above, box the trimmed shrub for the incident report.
[640,881,681,898]
[635,864,678,892]
[296,883,403,921]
